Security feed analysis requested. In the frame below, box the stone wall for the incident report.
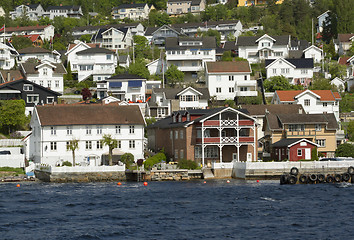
[150,170,190,181]
[35,170,126,182]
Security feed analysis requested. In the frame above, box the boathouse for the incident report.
[271,138,319,161]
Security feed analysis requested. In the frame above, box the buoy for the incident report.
[143,182,148,186]
[16,184,20,187]
[226,180,230,183]
[257,180,260,183]
[117,182,121,186]
[203,181,206,184]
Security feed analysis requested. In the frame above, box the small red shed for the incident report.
[271,138,319,161]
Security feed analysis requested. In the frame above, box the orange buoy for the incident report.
[117,182,121,186]
[257,180,260,183]
[227,180,230,183]
[143,182,148,186]
[203,181,206,184]
[16,184,20,187]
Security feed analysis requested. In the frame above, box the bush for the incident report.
[335,143,354,158]
[62,161,72,166]
[177,159,199,170]
[144,152,166,170]
[311,147,319,161]
[121,153,135,168]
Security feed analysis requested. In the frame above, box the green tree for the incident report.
[101,134,117,166]
[133,35,149,60]
[79,34,92,43]
[309,76,335,90]
[148,10,171,27]
[67,139,79,167]
[347,120,354,141]
[328,61,346,79]
[224,99,235,108]
[263,76,292,92]
[221,51,233,61]
[0,100,28,134]
[202,29,221,46]
[335,143,354,158]
[11,35,33,50]
[128,61,150,79]
[165,65,184,86]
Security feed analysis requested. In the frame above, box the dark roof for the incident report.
[0,70,24,82]
[92,27,128,41]
[288,50,304,59]
[145,25,181,36]
[276,113,338,130]
[73,23,140,32]
[172,20,240,29]
[107,73,146,80]
[21,62,67,74]
[165,37,216,50]
[18,47,51,54]
[191,0,202,5]
[153,87,210,100]
[0,79,61,96]
[337,33,354,43]
[236,35,290,47]
[116,3,147,9]
[47,5,81,11]
[240,104,304,116]
[265,58,314,68]
[272,138,311,147]
[206,61,250,73]
[27,4,41,9]
[36,105,145,126]
[76,48,114,55]
[223,41,237,50]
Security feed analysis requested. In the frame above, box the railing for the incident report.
[286,130,317,136]
[203,120,254,127]
[212,162,233,169]
[239,120,254,126]
[235,91,258,97]
[196,136,254,144]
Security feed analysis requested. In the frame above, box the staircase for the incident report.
[202,168,214,179]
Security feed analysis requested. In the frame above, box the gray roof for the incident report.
[73,23,140,32]
[153,87,210,100]
[145,25,181,36]
[165,36,216,50]
[236,35,290,46]
[272,138,312,147]
[240,104,304,116]
[223,41,237,50]
[21,62,67,74]
[47,5,81,11]
[18,47,52,54]
[172,20,240,29]
[76,48,114,55]
[265,58,314,68]
[107,73,146,80]
[115,3,147,9]
[288,50,304,59]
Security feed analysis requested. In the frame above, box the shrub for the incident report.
[311,147,319,161]
[62,161,72,166]
[177,159,198,170]
[121,153,135,168]
[144,152,166,170]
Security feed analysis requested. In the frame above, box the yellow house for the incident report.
[237,0,284,7]
[264,112,338,158]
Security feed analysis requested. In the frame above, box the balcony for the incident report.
[203,120,254,127]
[235,91,258,97]
[286,130,316,137]
[235,80,257,87]
[0,54,9,60]
[196,136,254,144]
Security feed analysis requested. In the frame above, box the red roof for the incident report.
[338,56,350,65]
[6,25,51,32]
[276,90,340,102]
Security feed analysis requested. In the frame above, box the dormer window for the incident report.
[178,114,182,122]
[187,114,191,121]
[172,114,176,123]
[43,68,48,75]
[23,84,33,91]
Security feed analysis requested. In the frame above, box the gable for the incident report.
[177,87,202,97]
[265,58,296,69]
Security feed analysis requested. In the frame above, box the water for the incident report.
[1,180,353,240]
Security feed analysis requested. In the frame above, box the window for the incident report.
[106,54,112,60]
[301,69,308,74]
[297,149,302,156]
[47,97,54,104]
[240,87,248,91]
[86,126,92,135]
[180,130,184,139]
[315,124,321,131]
[323,103,327,107]
[205,146,218,158]
[170,131,173,139]
[97,141,102,149]
[118,140,121,148]
[174,149,178,159]
[244,75,247,80]
[55,81,59,88]
[129,140,135,149]
[180,149,184,159]
[216,87,221,93]
[195,146,202,158]
[288,124,305,131]
[97,125,102,134]
[86,141,92,150]
[175,130,178,139]
[316,139,326,147]
[304,99,310,106]
[27,94,39,104]
[192,51,197,55]
[229,76,234,81]
[203,51,209,55]
[129,126,135,134]
[157,108,165,115]
[67,126,72,135]
[50,142,57,151]
[23,84,33,91]
[116,125,121,134]
[39,80,44,86]
[50,127,56,135]
[66,142,70,151]
[229,87,234,93]
[272,69,277,74]
[43,68,48,75]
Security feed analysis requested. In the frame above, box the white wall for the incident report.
[0,147,25,168]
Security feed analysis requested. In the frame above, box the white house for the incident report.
[0,7,6,17]
[96,73,147,102]
[317,10,330,33]
[0,25,55,42]
[330,77,345,92]
[148,87,210,118]
[44,5,83,19]
[145,25,184,46]
[18,47,61,63]
[205,61,256,100]
[303,45,323,63]
[75,47,117,82]
[20,60,66,94]
[111,3,153,20]
[92,27,133,50]
[0,43,18,70]
[10,4,45,21]
[146,58,166,75]
[236,34,291,64]
[29,104,145,166]
[272,89,341,121]
[165,37,216,80]
[338,55,354,81]
[118,55,131,68]
[265,58,314,87]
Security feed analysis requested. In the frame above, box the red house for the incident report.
[271,138,319,161]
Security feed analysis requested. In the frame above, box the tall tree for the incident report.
[165,65,184,86]
[67,139,79,167]
[101,134,117,166]
[263,76,292,92]
[0,100,28,134]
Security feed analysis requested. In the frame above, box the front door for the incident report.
[305,148,311,160]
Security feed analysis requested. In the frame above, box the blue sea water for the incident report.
[0,180,353,240]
